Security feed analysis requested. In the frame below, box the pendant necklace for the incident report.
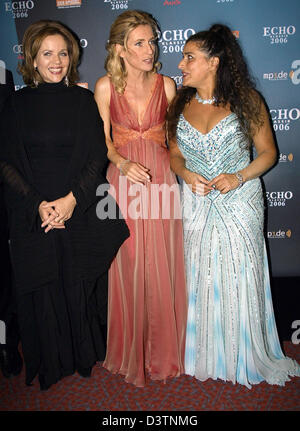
[195,92,216,105]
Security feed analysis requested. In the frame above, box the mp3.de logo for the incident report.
[267,229,292,239]
[103,0,132,11]
[290,60,300,85]
[265,191,293,208]
[270,108,300,132]
[279,152,294,163]
[158,28,196,55]
[4,1,34,18]
[263,25,296,44]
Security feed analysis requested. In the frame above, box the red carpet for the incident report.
[0,342,299,411]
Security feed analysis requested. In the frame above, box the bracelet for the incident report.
[234,172,244,188]
[119,159,130,175]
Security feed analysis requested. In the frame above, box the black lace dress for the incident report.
[0,80,129,389]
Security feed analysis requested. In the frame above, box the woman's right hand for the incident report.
[182,169,213,196]
[119,160,151,185]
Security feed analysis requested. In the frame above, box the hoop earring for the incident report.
[64,75,69,87]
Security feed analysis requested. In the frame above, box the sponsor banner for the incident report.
[56,0,82,9]
[0,0,299,277]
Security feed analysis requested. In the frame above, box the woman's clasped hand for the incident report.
[39,192,77,232]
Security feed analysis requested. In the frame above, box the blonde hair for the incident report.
[105,10,161,93]
[19,20,80,87]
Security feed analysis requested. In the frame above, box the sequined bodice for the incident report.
[176,113,250,182]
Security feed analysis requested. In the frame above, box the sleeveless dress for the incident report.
[103,74,187,387]
[176,112,300,389]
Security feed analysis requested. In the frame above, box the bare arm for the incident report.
[239,102,277,181]
[163,75,176,105]
[209,100,277,193]
[94,76,150,184]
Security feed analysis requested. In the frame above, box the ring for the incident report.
[212,185,216,189]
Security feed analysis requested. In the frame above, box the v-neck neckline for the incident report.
[181,112,236,136]
[122,74,159,128]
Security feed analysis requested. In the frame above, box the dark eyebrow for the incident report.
[42,48,68,52]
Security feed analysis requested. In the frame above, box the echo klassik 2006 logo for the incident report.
[4,1,35,18]
[265,190,293,208]
[270,108,300,132]
[158,28,196,55]
[103,0,132,11]
[263,25,296,44]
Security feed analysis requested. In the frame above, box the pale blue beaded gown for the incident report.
[176,112,300,389]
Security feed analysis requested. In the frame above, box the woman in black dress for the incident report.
[0,20,129,390]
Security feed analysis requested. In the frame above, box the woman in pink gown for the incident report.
[94,10,187,387]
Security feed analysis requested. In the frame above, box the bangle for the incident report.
[234,172,244,188]
[119,159,130,175]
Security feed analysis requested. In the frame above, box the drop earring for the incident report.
[64,75,69,87]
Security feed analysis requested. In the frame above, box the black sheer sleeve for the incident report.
[0,97,44,231]
[71,92,108,213]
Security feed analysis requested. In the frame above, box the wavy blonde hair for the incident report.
[19,20,80,87]
[105,10,161,94]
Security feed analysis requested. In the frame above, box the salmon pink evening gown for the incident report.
[103,74,187,386]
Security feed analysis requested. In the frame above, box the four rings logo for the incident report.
[270,108,300,132]
[263,25,296,44]
[5,1,34,18]
[172,75,183,87]
[158,28,196,55]
[265,191,293,207]
[267,229,292,239]
[103,0,131,11]
[13,44,23,59]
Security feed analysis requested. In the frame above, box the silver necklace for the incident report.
[195,92,216,105]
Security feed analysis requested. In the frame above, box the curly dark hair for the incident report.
[167,24,263,141]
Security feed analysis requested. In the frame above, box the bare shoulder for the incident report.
[94,75,110,97]
[162,75,176,104]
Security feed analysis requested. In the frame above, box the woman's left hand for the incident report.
[41,192,77,228]
[208,173,240,194]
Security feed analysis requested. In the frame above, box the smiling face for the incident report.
[119,24,157,73]
[178,41,218,88]
[34,34,70,83]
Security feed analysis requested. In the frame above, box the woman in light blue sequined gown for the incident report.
[168,24,300,388]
